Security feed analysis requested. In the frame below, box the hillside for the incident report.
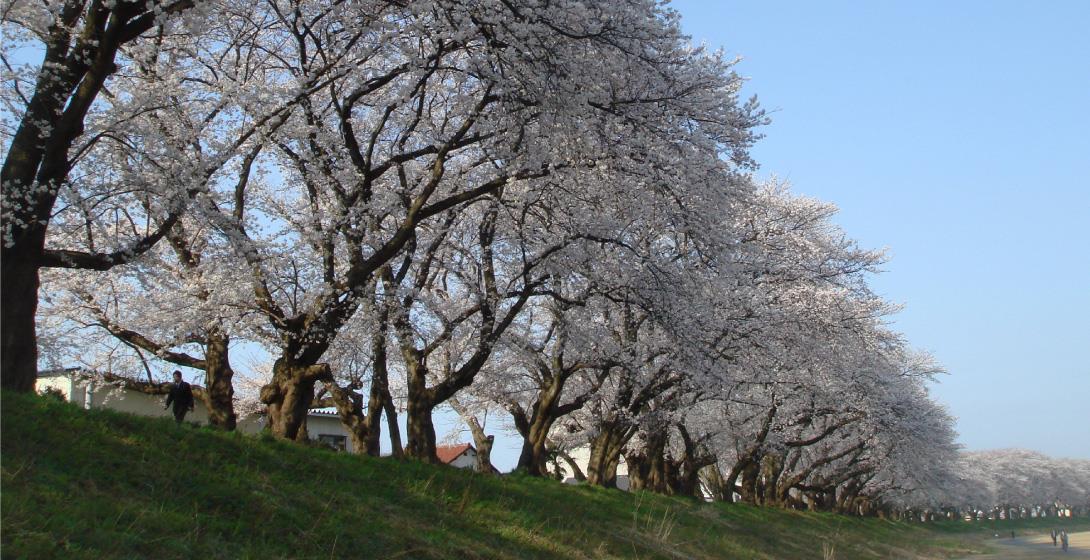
[2,391,1085,560]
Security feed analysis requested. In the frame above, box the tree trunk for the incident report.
[641,431,671,494]
[738,460,761,504]
[361,313,395,456]
[512,362,602,477]
[675,458,704,498]
[670,425,713,498]
[515,385,564,476]
[585,435,616,487]
[759,452,784,506]
[516,423,557,476]
[361,381,385,456]
[405,395,438,463]
[261,359,331,440]
[450,397,497,474]
[625,450,651,491]
[467,423,496,474]
[721,461,747,504]
[0,241,42,392]
[403,359,439,462]
[701,463,731,502]
[475,435,495,474]
[1,1,196,393]
[401,346,500,464]
[202,331,236,430]
[0,9,79,393]
[384,397,404,458]
[322,380,371,454]
[586,421,632,488]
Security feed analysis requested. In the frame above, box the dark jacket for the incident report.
[165,381,194,411]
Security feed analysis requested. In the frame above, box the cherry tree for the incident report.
[2,0,312,395]
[614,182,887,497]
[310,301,404,456]
[25,0,321,426]
[948,449,1090,520]
[184,0,765,451]
[1,0,208,390]
[459,279,618,475]
[39,212,252,429]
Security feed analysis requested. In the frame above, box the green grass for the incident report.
[2,391,1087,559]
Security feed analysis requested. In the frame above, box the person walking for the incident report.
[164,370,194,423]
[1052,528,1058,546]
[1061,529,1069,552]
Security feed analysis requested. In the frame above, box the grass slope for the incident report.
[2,391,1087,560]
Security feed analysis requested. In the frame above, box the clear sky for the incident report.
[669,0,1090,459]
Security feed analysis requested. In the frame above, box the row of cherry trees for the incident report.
[5,1,1082,517]
[935,450,1090,521]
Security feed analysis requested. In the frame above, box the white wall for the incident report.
[448,449,477,470]
[37,375,211,424]
[90,382,213,425]
[306,414,354,453]
[37,375,355,452]
[36,376,77,404]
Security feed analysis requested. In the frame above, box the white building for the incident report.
[436,443,497,472]
[36,368,218,426]
[35,368,350,449]
[303,409,353,452]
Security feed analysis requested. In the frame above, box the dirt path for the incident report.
[959,531,1090,559]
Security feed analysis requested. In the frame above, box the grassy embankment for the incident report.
[3,391,1087,559]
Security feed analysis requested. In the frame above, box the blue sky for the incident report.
[670,0,1090,459]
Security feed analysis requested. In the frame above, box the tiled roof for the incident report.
[36,368,206,391]
[436,443,473,464]
[37,367,89,378]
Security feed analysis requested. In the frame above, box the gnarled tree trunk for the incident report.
[669,424,715,498]
[626,429,670,493]
[450,397,496,473]
[512,379,566,476]
[403,359,440,463]
[700,462,731,502]
[322,380,370,454]
[585,420,634,488]
[261,359,331,440]
[320,317,396,456]
[202,331,237,430]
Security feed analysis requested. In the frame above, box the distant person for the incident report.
[1010,530,1015,539]
[164,370,194,423]
[1061,530,1069,552]
[1052,528,1058,546]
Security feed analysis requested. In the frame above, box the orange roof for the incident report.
[436,443,473,464]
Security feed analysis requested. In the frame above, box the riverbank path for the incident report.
[960,531,1090,559]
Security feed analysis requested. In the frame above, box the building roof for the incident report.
[36,367,207,393]
[436,443,474,464]
[37,366,88,378]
